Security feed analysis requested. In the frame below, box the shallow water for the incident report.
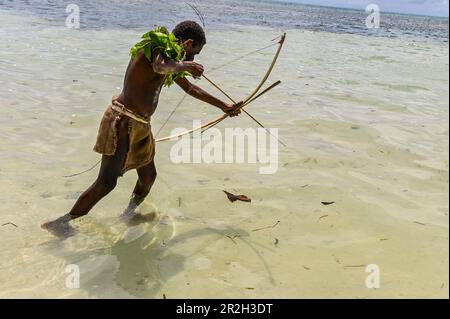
[0,9,448,298]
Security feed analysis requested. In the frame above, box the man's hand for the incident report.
[182,61,204,78]
[222,101,243,117]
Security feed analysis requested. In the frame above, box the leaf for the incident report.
[169,33,177,42]
[223,190,251,203]
[144,45,152,61]
[129,26,191,87]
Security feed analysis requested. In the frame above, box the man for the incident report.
[42,21,240,236]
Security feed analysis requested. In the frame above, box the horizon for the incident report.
[267,0,450,18]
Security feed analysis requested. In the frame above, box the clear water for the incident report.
[0,2,448,298]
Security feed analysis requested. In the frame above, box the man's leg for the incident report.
[122,160,157,217]
[42,117,130,236]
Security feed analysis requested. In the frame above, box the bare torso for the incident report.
[116,51,165,118]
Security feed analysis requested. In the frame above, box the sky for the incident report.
[276,0,449,17]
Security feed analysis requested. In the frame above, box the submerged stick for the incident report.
[226,235,240,245]
[251,220,280,232]
[2,222,18,228]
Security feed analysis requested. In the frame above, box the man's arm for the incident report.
[152,49,204,77]
[175,77,241,116]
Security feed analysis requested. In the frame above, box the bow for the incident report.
[155,33,287,143]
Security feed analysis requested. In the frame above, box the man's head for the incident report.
[173,21,206,61]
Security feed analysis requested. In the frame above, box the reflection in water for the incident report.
[39,206,270,298]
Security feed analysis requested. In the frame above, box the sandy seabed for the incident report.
[0,10,448,298]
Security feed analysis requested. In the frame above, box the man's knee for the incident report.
[149,169,157,183]
[96,176,118,194]
[143,167,157,185]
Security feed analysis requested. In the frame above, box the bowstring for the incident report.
[208,42,278,75]
[154,88,191,138]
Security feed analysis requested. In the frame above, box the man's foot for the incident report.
[121,200,157,226]
[121,208,157,226]
[128,211,157,226]
[120,194,156,226]
[41,213,78,238]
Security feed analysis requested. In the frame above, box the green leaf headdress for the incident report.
[130,26,191,87]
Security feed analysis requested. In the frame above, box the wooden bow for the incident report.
[155,33,287,143]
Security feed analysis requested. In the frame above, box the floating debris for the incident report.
[301,184,310,188]
[344,264,366,268]
[178,197,182,207]
[274,238,279,246]
[414,221,426,226]
[303,265,311,271]
[223,190,251,203]
[226,235,240,245]
[333,255,342,264]
[40,192,53,199]
[2,222,18,228]
[321,201,335,206]
[317,214,329,222]
[252,220,280,232]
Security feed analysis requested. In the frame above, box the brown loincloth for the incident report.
[93,97,155,176]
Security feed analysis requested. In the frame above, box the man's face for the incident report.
[183,40,204,61]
